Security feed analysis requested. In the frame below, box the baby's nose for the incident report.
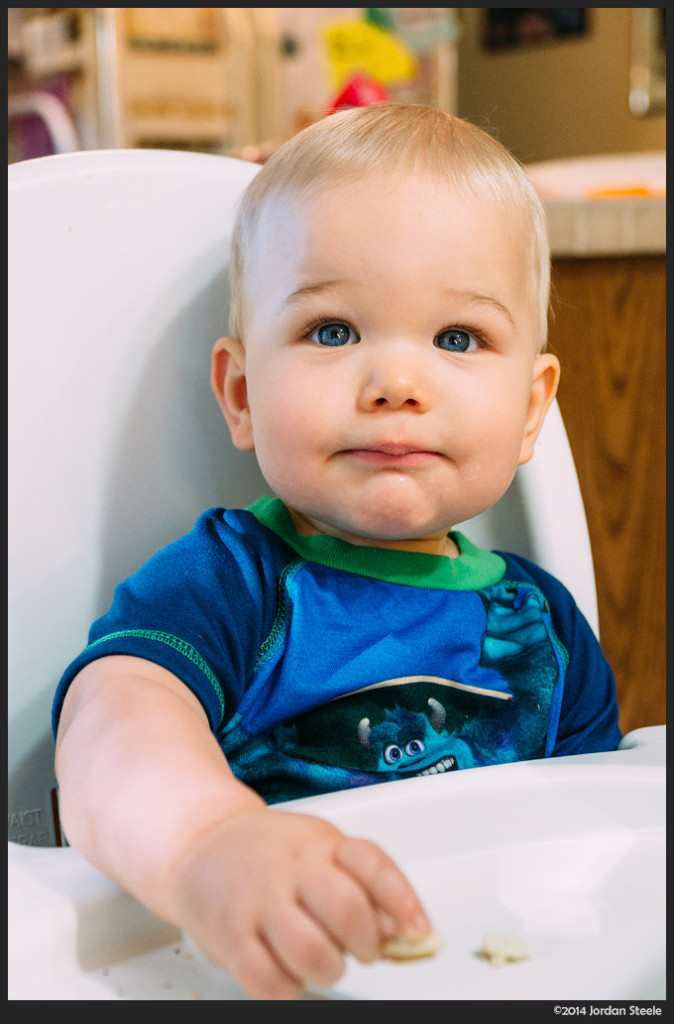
[358,354,429,411]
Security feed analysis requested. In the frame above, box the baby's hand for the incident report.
[168,807,431,999]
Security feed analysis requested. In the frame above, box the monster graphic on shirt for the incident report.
[221,580,567,803]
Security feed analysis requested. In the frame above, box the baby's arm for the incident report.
[55,655,430,999]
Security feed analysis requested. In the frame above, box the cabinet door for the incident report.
[548,256,665,733]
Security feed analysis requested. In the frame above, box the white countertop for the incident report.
[526,152,666,257]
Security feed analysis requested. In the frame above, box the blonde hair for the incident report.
[228,103,550,349]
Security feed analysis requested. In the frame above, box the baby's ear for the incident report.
[518,353,561,466]
[210,337,255,452]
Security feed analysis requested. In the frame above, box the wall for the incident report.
[456,8,666,162]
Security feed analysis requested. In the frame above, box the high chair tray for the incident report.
[8,727,665,1001]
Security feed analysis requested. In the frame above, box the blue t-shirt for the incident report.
[52,497,622,803]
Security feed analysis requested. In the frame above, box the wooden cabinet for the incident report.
[547,255,665,734]
[14,8,265,154]
[107,8,257,152]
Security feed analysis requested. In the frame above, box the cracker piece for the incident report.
[382,927,443,961]
[478,931,531,966]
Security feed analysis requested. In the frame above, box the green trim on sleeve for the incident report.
[247,496,506,591]
[83,629,226,717]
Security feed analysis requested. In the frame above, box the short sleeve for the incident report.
[498,552,622,756]
[51,509,289,737]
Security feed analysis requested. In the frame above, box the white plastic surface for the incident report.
[8,150,266,840]
[8,728,665,1001]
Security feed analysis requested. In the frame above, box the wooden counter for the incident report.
[545,202,665,733]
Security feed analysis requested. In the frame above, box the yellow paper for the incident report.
[322,20,417,90]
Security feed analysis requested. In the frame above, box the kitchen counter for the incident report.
[543,196,665,257]
[526,151,665,257]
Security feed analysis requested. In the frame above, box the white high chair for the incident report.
[8,150,665,1000]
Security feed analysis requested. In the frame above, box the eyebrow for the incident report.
[456,290,516,328]
[284,280,517,328]
[283,279,350,307]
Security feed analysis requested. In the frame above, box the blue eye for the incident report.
[310,322,359,347]
[405,739,425,757]
[383,744,403,765]
[435,328,479,353]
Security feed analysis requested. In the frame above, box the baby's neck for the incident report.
[287,508,460,559]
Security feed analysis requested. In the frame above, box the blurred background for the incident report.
[7,8,665,162]
[7,9,665,736]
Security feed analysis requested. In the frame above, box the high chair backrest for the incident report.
[8,149,598,848]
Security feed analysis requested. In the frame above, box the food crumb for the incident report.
[478,931,531,966]
[382,927,443,961]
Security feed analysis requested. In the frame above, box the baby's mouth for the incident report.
[341,444,443,466]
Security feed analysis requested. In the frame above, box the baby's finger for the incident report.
[231,932,305,1001]
[299,863,382,963]
[334,836,431,940]
[262,905,346,990]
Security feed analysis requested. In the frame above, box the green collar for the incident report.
[247,496,506,591]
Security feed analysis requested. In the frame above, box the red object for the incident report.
[325,73,392,115]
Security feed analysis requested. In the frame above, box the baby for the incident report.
[53,104,621,999]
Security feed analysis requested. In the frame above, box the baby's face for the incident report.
[222,172,558,554]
